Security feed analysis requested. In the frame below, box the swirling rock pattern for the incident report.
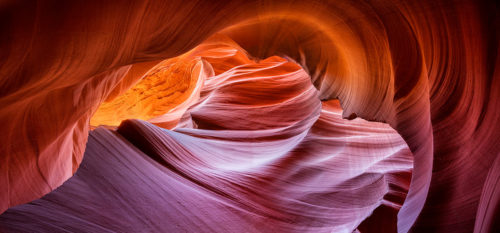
[0,0,498,232]
[0,46,413,232]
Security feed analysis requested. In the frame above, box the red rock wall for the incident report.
[0,0,498,232]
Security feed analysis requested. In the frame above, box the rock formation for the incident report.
[0,0,498,232]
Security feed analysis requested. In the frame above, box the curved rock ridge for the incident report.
[0,51,413,232]
[0,1,499,232]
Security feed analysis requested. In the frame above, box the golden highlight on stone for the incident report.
[90,57,201,127]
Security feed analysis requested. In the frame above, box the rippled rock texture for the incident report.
[0,0,499,232]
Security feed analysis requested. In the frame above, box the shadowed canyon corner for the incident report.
[0,1,499,232]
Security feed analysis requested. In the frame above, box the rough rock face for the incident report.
[0,0,498,232]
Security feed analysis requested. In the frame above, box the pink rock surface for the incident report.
[0,57,413,232]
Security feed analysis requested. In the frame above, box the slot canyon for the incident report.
[0,0,499,232]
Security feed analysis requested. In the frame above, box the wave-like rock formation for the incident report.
[0,46,413,232]
[0,0,498,232]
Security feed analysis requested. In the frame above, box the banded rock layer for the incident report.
[0,43,413,232]
[0,0,499,232]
